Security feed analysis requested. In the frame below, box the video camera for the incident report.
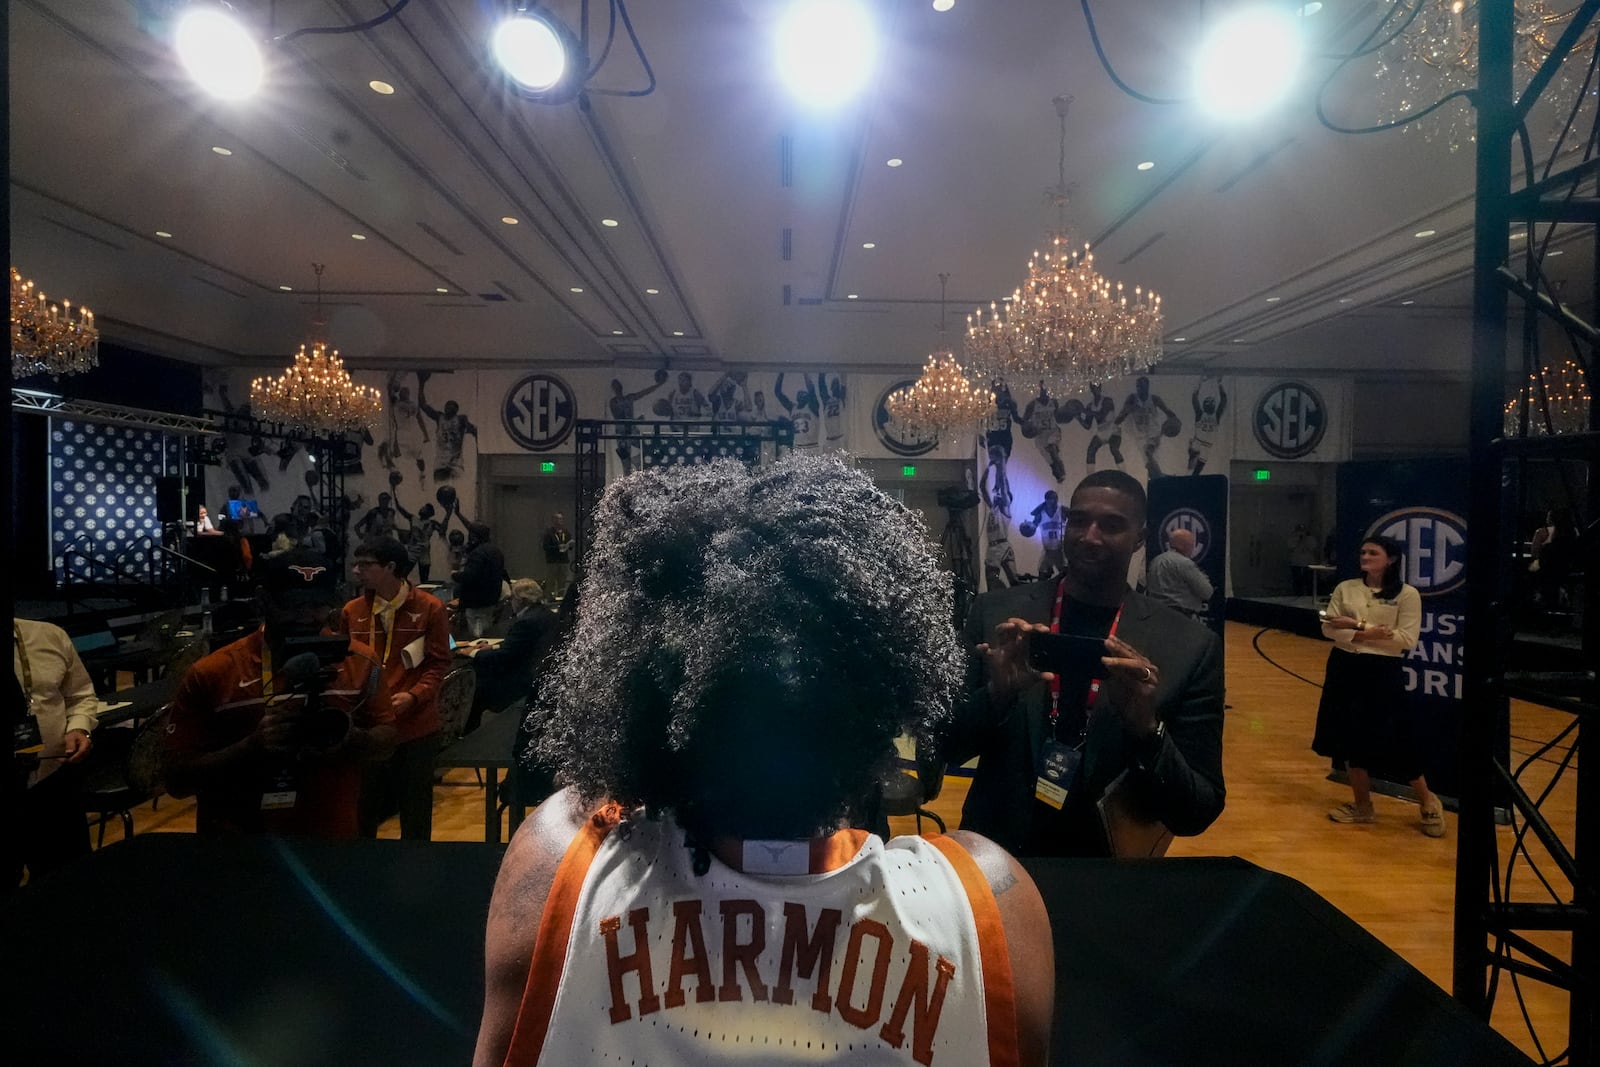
[276,635,353,750]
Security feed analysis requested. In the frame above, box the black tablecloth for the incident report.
[1,837,1530,1066]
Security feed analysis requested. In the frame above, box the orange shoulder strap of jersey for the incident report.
[501,806,620,1066]
[927,834,1021,1067]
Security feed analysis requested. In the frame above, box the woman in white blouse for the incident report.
[1312,535,1446,837]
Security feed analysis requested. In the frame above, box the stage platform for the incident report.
[1228,595,1327,639]
[3,835,1529,1066]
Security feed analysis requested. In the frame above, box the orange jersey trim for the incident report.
[501,808,620,1067]
[927,834,1021,1067]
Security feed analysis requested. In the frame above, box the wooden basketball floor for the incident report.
[103,621,1577,1060]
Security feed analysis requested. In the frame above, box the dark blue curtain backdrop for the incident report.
[1336,457,1484,800]
[1147,474,1229,649]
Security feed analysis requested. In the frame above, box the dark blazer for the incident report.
[472,604,558,712]
[942,580,1225,856]
[455,543,508,609]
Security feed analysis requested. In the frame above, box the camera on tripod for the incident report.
[278,635,353,751]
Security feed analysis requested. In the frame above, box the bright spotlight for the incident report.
[174,6,264,101]
[1193,6,1303,120]
[492,13,569,93]
[775,1,876,107]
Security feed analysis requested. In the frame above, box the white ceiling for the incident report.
[8,0,1592,380]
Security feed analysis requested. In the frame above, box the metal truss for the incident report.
[1461,3,1599,1063]
[11,387,220,436]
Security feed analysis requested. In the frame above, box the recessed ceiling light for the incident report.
[1300,2,1323,15]
[278,285,293,291]
[886,158,903,167]
[1414,229,1436,238]
[847,294,859,299]
[1338,297,1353,303]
[601,218,619,227]
[155,230,173,239]
[502,216,519,225]
[211,146,233,156]
[369,79,396,95]
[1233,338,1246,343]
[645,288,660,295]
[351,233,367,240]
[612,329,624,335]
[1548,249,1565,256]
[569,287,584,293]
[1401,299,1415,305]
[862,242,876,249]
[933,0,955,12]
[1265,296,1281,302]
[1171,336,1187,342]
[435,287,449,293]
[1137,161,1155,171]
[672,330,684,336]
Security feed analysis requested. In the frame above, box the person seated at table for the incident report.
[163,550,396,838]
[342,536,452,841]
[9,618,99,888]
[195,505,217,534]
[468,579,557,726]
[472,455,1053,1067]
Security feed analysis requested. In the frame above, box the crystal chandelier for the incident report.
[1371,1,1596,150]
[886,274,995,440]
[250,264,382,435]
[964,96,1163,395]
[1503,356,1590,436]
[10,267,99,378]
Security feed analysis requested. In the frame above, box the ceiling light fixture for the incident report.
[436,287,449,293]
[847,294,859,299]
[775,0,877,106]
[611,329,625,335]
[279,285,293,291]
[1172,336,1188,342]
[887,157,903,167]
[862,242,876,249]
[10,267,99,378]
[211,146,234,156]
[933,0,956,12]
[1338,297,1353,303]
[672,330,684,336]
[570,287,584,293]
[645,288,660,295]
[502,216,520,225]
[886,273,993,441]
[1137,161,1155,171]
[490,1,654,104]
[369,79,396,94]
[1401,299,1415,305]
[1414,229,1436,238]
[1266,296,1281,302]
[966,96,1163,393]
[1548,249,1565,256]
[492,11,569,93]
[1504,357,1590,437]
[351,233,367,240]
[174,5,265,101]
[251,263,382,435]
[601,218,619,227]
[1193,5,1304,120]
[155,231,173,239]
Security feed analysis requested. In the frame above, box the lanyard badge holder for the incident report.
[1034,582,1121,811]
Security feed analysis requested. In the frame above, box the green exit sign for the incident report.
[902,465,917,478]
[1254,468,1271,481]
[540,461,556,473]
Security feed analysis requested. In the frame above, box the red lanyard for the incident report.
[1048,579,1121,734]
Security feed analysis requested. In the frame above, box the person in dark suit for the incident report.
[469,579,557,724]
[942,469,1225,857]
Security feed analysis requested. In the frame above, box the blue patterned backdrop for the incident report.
[49,419,164,579]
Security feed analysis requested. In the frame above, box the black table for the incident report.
[1,838,1532,1066]
[96,676,179,728]
[435,708,522,843]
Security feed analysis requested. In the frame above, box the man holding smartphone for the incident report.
[941,470,1225,857]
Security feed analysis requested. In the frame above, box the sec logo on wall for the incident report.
[1365,507,1467,596]
[1253,381,1326,459]
[1159,507,1212,563]
[872,379,938,457]
[502,373,576,451]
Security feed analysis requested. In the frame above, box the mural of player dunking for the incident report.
[391,474,449,583]
[1114,375,1179,480]
[1188,377,1228,475]
[980,449,1020,588]
[381,372,431,479]
[610,372,668,475]
[819,372,846,447]
[416,371,478,481]
[775,372,821,450]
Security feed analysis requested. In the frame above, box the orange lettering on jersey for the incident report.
[834,918,893,1030]
[664,899,715,1009]
[716,899,769,1003]
[879,939,957,1066]
[772,903,842,1013]
[600,908,660,1023]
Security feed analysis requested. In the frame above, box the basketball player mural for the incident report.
[1077,381,1124,470]
[215,383,270,493]
[1114,375,1179,479]
[707,371,751,423]
[609,372,668,475]
[354,489,399,541]
[774,372,821,450]
[819,372,847,448]
[381,371,431,478]
[393,479,448,584]
[980,452,1021,588]
[1020,382,1067,483]
[1187,377,1229,475]
[1019,489,1067,580]
[651,371,708,434]
[417,371,478,481]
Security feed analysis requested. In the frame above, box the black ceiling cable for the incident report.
[1078,0,1187,106]
[273,0,414,44]
[583,1,655,98]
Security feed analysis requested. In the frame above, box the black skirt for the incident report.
[1312,647,1422,779]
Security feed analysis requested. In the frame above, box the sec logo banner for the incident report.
[1365,507,1467,596]
[503,373,576,451]
[1253,381,1326,459]
[873,379,938,457]
[1159,507,1212,564]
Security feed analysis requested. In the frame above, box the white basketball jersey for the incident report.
[503,814,1017,1067]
